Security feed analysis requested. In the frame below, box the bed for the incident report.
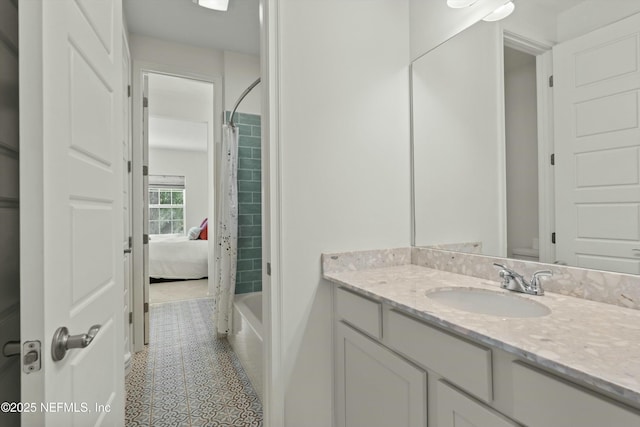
[149,234,209,279]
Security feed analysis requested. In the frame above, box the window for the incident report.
[149,175,185,235]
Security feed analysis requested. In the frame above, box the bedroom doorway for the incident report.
[144,73,215,307]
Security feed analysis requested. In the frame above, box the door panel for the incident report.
[19,0,124,425]
[554,12,640,272]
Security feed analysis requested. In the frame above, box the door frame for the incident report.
[130,2,286,425]
[503,30,555,264]
[122,28,134,374]
[130,63,222,352]
[261,0,285,425]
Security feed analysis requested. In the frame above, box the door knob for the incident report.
[51,324,101,362]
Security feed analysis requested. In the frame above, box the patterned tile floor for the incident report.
[126,298,263,426]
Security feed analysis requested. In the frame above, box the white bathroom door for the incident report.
[19,1,125,426]
[554,12,640,274]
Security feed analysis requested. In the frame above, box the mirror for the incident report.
[412,0,640,275]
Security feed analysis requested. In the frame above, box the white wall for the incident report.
[409,0,506,60]
[504,48,539,257]
[129,34,225,80]
[502,0,559,45]
[224,51,261,115]
[273,1,411,425]
[557,0,640,42]
[413,21,506,257]
[148,148,208,231]
[148,73,214,124]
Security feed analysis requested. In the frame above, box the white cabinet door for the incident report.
[335,322,427,427]
[554,12,640,273]
[19,0,124,425]
[437,381,519,427]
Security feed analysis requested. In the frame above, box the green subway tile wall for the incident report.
[229,112,262,294]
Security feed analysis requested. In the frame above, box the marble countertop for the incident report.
[323,264,640,406]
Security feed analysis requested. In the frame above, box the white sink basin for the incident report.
[425,287,551,318]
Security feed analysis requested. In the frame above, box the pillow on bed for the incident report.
[187,226,201,240]
[199,218,208,240]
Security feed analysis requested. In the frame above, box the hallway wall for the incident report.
[0,0,20,425]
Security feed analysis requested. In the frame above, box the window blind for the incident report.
[148,174,185,189]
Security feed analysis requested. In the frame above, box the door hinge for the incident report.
[128,85,131,98]
[551,153,555,165]
[128,160,132,173]
[266,262,271,276]
[22,341,41,373]
[549,75,554,87]
[142,165,148,176]
[143,234,149,244]
[143,97,148,108]
[552,232,556,244]
[129,312,133,324]
[128,236,132,248]
[144,303,149,313]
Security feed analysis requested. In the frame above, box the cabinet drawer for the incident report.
[335,287,382,339]
[437,381,518,427]
[386,310,492,402]
[512,362,640,427]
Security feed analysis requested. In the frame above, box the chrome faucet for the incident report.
[493,263,552,296]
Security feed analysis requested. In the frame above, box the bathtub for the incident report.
[228,291,263,402]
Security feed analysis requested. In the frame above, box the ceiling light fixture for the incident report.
[447,0,479,8]
[193,0,229,11]
[482,1,515,21]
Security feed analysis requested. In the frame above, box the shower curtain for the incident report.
[214,124,239,335]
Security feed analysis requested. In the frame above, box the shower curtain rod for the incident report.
[228,77,261,127]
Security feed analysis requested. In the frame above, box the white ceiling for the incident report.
[148,73,213,152]
[124,0,260,55]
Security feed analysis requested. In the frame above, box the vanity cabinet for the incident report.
[334,321,427,427]
[332,285,640,427]
[511,362,640,427]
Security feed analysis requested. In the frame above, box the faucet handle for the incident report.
[492,263,521,278]
[531,270,552,280]
[493,263,515,288]
[529,270,552,295]
[493,263,513,276]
